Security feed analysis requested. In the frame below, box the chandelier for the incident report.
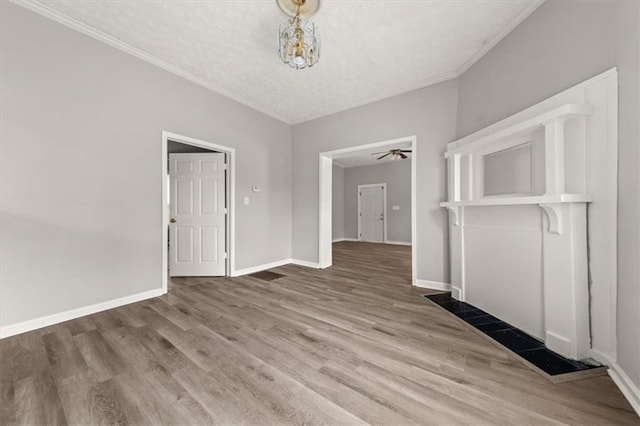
[277,0,320,69]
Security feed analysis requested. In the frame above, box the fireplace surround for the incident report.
[441,70,618,363]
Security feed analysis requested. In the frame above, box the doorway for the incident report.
[357,183,387,242]
[161,131,236,293]
[319,135,417,285]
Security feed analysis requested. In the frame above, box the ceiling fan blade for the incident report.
[399,153,408,159]
[377,153,391,160]
[399,150,412,153]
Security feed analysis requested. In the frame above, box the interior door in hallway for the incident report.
[169,153,226,276]
[358,184,385,243]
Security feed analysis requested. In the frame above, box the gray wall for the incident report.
[332,165,345,241]
[457,0,640,390]
[0,3,292,327]
[292,80,458,284]
[344,160,411,243]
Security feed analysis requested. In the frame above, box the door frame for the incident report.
[161,131,236,293]
[318,135,417,285]
[357,183,387,243]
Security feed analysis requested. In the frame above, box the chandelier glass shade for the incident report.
[277,2,320,69]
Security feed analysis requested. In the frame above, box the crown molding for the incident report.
[10,0,292,124]
[456,1,545,76]
[11,0,544,125]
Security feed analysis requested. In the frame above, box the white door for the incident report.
[169,153,226,276]
[358,185,385,243]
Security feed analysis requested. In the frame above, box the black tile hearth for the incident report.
[518,348,589,375]
[487,329,545,352]
[475,321,513,334]
[455,309,486,321]
[424,293,601,378]
[438,301,473,313]
[466,314,501,326]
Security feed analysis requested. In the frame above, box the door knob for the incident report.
[170,218,177,223]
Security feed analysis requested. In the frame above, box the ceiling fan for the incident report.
[371,149,412,160]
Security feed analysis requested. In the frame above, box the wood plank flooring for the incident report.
[1,241,637,425]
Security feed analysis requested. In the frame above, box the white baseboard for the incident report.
[414,279,451,291]
[588,348,615,368]
[332,239,410,246]
[232,258,323,277]
[385,240,412,246]
[290,259,321,268]
[451,286,462,300]
[232,259,292,277]
[608,361,640,416]
[0,288,165,339]
[545,331,573,359]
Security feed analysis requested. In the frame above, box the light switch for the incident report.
[244,197,250,205]
[392,205,400,211]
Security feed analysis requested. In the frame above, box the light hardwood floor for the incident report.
[1,241,637,425]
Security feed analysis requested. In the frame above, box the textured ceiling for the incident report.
[15,0,543,124]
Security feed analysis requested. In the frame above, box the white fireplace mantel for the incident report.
[441,194,593,233]
[441,102,595,360]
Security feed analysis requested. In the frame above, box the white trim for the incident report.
[410,138,417,287]
[545,331,572,358]
[162,136,169,292]
[9,0,290,125]
[451,286,462,300]
[231,258,322,277]
[441,193,592,208]
[414,279,452,291]
[0,288,164,339]
[319,136,417,285]
[332,238,358,243]
[162,131,236,291]
[235,258,323,271]
[231,259,291,277]
[456,1,545,75]
[603,71,619,361]
[290,259,321,268]
[357,183,387,243]
[385,241,412,246]
[446,103,591,155]
[608,362,640,417]
[318,156,333,268]
[321,136,415,158]
[331,238,408,245]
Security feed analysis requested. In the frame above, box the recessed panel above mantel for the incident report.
[483,142,535,197]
